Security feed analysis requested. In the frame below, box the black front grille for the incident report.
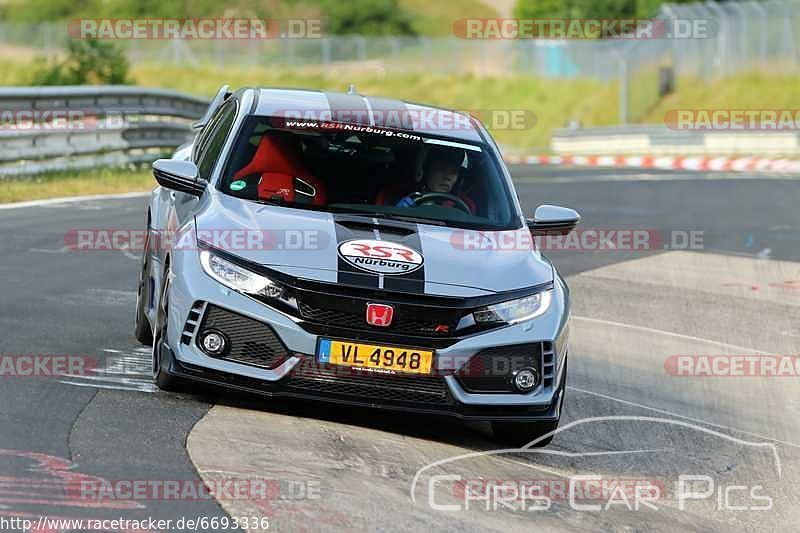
[286,360,450,404]
[197,305,289,369]
[203,241,552,342]
[298,299,458,337]
[456,343,545,393]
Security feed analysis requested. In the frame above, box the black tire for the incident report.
[134,224,154,345]
[152,266,185,392]
[491,420,559,448]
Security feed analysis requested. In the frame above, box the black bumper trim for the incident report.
[160,343,564,422]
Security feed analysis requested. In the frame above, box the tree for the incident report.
[320,0,417,36]
[31,38,132,86]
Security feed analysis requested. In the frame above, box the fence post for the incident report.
[704,0,728,77]
[660,5,680,78]
[357,36,367,61]
[749,2,768,63]
[783,0,797,66]
[287,37,296,68]
[321,38,332,66]
[617,52,629,125]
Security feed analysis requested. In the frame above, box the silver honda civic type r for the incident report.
[135,86,579,446]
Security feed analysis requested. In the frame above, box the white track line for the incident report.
[571,314,799,448]
[567,386,800,449]
[573,315,773,355]
[0,191,150,210]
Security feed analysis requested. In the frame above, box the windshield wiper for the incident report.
[245,200,448,226]
[327,208,447,226]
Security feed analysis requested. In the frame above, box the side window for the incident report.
[195,102,237,181]
[192,114,219,162]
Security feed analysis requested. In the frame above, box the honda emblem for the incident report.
[366,303,394,327]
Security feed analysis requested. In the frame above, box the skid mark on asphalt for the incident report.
[0,448,157,533]
[51,289,137,306]
[59,347,156,393]
[29,246,71,254]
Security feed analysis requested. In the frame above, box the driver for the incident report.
[380,147,476,214]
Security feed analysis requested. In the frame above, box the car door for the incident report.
[173,99,237,226]
[164,99,236,235]
[150,99,238,288]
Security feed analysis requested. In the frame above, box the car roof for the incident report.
[247,87,484,144]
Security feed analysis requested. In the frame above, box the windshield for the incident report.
[218,116,520,230]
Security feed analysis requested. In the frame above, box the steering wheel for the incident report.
[413,192,472,214]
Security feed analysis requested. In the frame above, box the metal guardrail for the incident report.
[3,86,795,177]
[0,86,209,177]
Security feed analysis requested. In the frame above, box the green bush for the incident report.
[514,0,696,21]
[319,0,417,35]
[514,0,636,30]
[3,0,417,35]
[30,38,132,85]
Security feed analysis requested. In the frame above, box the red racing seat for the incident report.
[235,135,327,205]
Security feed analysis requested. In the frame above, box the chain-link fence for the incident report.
[0,0,797,125]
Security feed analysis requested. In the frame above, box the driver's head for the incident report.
[422,147,464,193]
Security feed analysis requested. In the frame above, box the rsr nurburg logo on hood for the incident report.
[338,239,424,275]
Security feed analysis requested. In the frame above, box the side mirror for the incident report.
[527,204,581,236]
[152,159,205,197]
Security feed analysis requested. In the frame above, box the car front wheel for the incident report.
[152,267,184,392]
[134,224,154,345]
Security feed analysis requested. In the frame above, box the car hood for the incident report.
[195,195,553,296]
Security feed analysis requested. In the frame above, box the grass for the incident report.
[642,73,800,123]
[0,57,36,84]
[400,0,499,36]
[0,168,154,204]
[131,63,617,151]
[1,58,798,202]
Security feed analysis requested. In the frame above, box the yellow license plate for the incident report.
[317,338,434,375]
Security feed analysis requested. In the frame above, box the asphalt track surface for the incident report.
[0,166,798,532]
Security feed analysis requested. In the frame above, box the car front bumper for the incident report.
[162,246,570,422]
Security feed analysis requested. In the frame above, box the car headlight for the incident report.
[199,249,297,310]
[472,289,553,324]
